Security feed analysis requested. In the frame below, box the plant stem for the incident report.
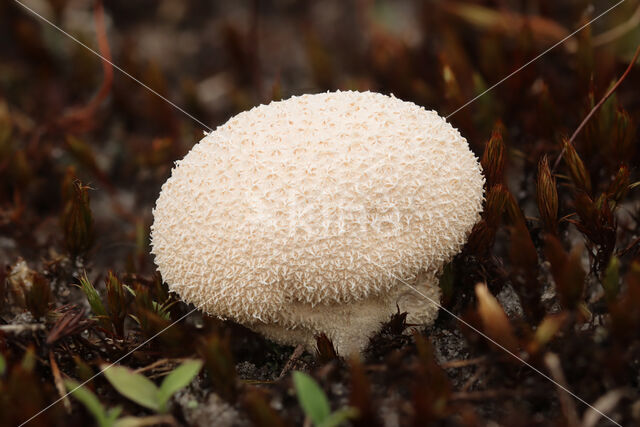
[552,44,640,172]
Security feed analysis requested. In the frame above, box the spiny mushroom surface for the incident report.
[151,90,484,355]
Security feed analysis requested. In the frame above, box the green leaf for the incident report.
[122,284,137,297]
[293,371,331,426]
[65,379,120,427]
[21,348,36,372]
[102,365,160,411]
[129,314,142,325]
[105,408,124,426]
[0,353,6,376]
[153,299,177,320]
[319,407,359,427]
[79,272,107,317]
[157,360,203,412]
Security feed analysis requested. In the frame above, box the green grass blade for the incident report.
[293,371,331,426]
[157,359,203,412]
[79,272,107,317]
[65,379,112,427]
[102,365,160,412]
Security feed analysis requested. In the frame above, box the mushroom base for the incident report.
[248,272,442,356]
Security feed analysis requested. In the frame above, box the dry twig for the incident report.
[460,365,487,392]
[451,388,535,401]
[441,356,487,369]
[49,351,71,413]
[0,323,45,333]
[582,388,629,427]
[544,352,579,427]
[278,344,305,380]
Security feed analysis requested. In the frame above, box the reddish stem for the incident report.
[552,43,640,171]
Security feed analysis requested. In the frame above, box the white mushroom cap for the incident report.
[151,91,484,354]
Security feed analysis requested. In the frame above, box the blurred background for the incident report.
[1,0,638,272]
[1,1,640,426]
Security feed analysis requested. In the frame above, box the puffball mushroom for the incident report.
[151,91,484,355]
